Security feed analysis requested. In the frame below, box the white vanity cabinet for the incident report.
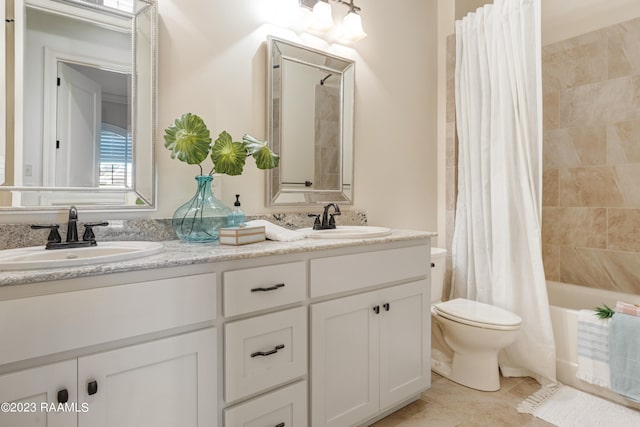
[309,246,430,427]
[0,269,218,427]
[0,329,216,427]
[78,328,216,427]
[0,233,432,427]
[0,360,78,427]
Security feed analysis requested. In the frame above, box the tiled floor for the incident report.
[372,373,554,426]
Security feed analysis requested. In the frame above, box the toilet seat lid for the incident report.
[434,298,522,329]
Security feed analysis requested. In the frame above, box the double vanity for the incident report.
[0,230,433,427]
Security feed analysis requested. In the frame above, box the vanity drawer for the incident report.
[224,306,307,403]
[0,273,217,366]
[224,381,307,427]
[223,261,306,316]
[310,245,429,297]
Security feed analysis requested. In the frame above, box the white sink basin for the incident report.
[0,241,164,271]
[299,226,392,239]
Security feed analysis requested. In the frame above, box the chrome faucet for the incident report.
[31,206,109,249]
[309,203,341,230]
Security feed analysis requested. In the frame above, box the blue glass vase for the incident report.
[172,175,232,243]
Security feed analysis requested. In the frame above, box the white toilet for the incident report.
[430,248,522,391]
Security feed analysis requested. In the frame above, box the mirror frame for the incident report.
[266,36,355,207]
[0,0,157,211]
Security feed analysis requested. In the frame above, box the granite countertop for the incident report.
[0,229,435,287]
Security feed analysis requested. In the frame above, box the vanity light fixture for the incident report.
[309,0,334,31]
[299,0,367,42]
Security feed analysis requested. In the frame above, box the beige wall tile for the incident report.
[446,35,456,123]
[616,164,640,206]
[560,247,640,294]
[446,166,457,211]
[542,244,560,281]
[542,40,607,93]
[543,129,582,169]
[542,207,606,247]
[543,126,606,169]
[558,75,640,127]
[607,23,640,79]
[446,121,457,167]
[543,169,559,206]
[558,166,625,207]
[608,209,640,251]
[607,120,640,164]
[543,92,560,130]
[446,209,455,253]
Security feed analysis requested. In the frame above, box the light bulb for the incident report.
[339,11,367,42]
[309,1,334,32]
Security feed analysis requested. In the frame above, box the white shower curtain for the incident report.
[451,0,556,384]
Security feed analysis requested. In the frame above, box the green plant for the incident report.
[163,112,279,176]
[594,304,615,319]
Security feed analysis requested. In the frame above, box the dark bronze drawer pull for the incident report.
[251,283,285,292]
[251,344,285,358]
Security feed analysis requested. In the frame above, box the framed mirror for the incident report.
[0,0,156,210]
[267,36,355,206]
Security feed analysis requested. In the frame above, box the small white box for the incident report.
[219,226,266,245]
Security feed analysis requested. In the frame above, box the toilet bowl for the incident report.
[430,248,522,391]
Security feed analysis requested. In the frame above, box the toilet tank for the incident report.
[431,247,447,303]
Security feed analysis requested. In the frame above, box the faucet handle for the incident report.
[82,222,109,242]
[307,213,322,230]
[31,224,62,244]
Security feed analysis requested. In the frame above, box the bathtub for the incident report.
[547,280,640,409]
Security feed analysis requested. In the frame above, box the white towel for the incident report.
[244,220,305,242]
[576,309,611,389]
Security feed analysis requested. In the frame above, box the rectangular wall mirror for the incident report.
[0,0,156,210]
[267,36,355,206]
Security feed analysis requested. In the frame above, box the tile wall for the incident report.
[444,34,457,300]
[542,17,640,294]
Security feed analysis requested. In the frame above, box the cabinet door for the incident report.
[379,280,430,410]
[311,291,380,427]
[78,328,216,427]
[0,360,78,427]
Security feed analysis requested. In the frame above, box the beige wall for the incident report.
[542,0,640,45]
[1,0,439,232]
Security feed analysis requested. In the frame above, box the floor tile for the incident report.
[371,373,554,427]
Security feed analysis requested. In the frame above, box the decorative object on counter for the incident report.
[164,113,279,242]
[228,194,246,227]
[219,226,266,246]
[244,220,305,242]
[171,175,232,242]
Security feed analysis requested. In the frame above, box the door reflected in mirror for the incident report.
[267,36,355,206]
[54,62,132,189]
[0,0,156,209]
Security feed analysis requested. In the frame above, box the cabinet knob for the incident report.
[57,388,69,404]
[373,305,380,314]
[275,423,285,427]
[87,380,98,396]
[383,303,390,312]
[250,283,285,292]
